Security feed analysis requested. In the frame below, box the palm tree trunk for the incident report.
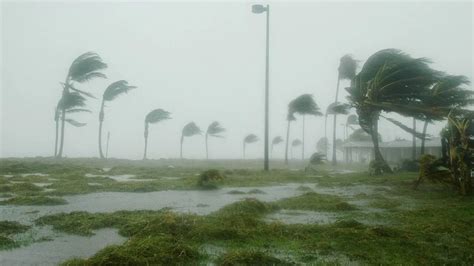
[371,115,392,174]
[284,120,291,165]
[98,100,105,159]
[332,77,340,165]
[57,106,66,158]
[412,118,416,160]
[180,135,184,159]
[105,132,110,159]
[420,120,428,155]
[302,115,305,160]
[324,114,328,156]
[54,119,59,157]
[143,123,149,160]
[205,134,209,160]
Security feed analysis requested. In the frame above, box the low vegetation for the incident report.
[0,221,30,250]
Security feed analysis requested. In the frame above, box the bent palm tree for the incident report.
[181,122,202,159]
[98,80,136,159]
[205,121,225,159]
[289,94,322,160]
[284,109,296,164]
[347,49,441,174]
[326,102,350,161]
[54,92,91,156]
[243,134,259,159]
[271,136,284,157]
[291,139,302,159]
[143,109,171,160]
[332,55,358,165]
[57,52,107,158]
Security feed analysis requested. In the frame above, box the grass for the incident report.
[0,221,30,250]
[0,196,67,205]
[1,158,473,264]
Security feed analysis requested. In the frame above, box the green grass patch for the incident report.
[0,221,30,250]
[216,250,291,265]
[0,196,67,205]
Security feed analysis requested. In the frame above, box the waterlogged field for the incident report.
[0,158,473,265]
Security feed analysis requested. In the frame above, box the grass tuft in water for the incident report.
[0,196,67,205]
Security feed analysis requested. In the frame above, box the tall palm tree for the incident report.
[98,80,136,159]
[289,94,322,160]
[271,136,283,157]
[54,92,90,156]
[284,110,296,165]
[243,134,259,159]
[326,102,350,161]
[332,55,357,165]
[345,114,358,137]
[56,52,107,158]
[347,49,441,174]
[291,139,302,159]
[181,122,202,159]
[143,109,171,160]
[205,121,225,159]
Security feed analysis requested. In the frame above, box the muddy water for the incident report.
[0,229,125,266]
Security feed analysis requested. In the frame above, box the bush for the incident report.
[400,159,419,172]
[197,169,224,189]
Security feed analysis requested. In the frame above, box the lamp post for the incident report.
[252,4,270,171]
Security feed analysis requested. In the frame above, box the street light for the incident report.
[251,4,270,171]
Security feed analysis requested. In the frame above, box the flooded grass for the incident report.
[0,196,67,206]
[0,221,30,250]
[0,159,473,264]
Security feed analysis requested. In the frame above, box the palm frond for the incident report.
[58,92,87,110]
[182,122,202,137]
[309,152,326,165]
[244,134,259,144]
[66,108,91,114]
[326,102,350,115]
[67,52,107,83]
[145,109,171,124]
[291,139,302,147]
[316,137,328,152]
[64,83,97,99]
[346,114,358,125]
[289,94,322,116]
[272,136,284,145]
[65,119,86,127]
[338,54,358,80]
[207,121,226,137]
[382,116,430,140]
[103,80,136,102]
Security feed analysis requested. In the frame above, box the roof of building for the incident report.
[342,137,442,149]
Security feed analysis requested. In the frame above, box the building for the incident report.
[342,137,442,164]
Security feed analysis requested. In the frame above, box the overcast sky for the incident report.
[1,1,472,160]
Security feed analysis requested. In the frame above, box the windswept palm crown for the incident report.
[243,134,259,159]
[292,139,302,147]
[338,55,358,80]
[205,121,225,159]
[289,94,322,116]
[143,109,171,160]
[272,136,284,145]
[181,122,202,159]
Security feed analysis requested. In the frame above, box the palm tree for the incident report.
[326,102,350,162]
[284,110,296,165]
[271,136,284,157]
[54,92,90,156]
[316,137,328,154]
[243,134,259,159]
[143,109,171,160]
[288,94,322,160]
[181,122,202,159]
[205,121,225,159]
[98,80,136,159]
[291,139,302,159]
[347,49,441,174]
[345,114,358,137]
[331,55,357,165]
[419,75,473,155]
[56,52,107,158]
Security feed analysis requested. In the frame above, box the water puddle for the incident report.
[0,229,125,266]
[20,173,49,177]
[85,173,153,182]
[32,183,52,188]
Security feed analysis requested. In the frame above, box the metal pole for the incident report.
[264,5,270,171]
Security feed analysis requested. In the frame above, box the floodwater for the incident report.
[85,173,154,182]
[0,229,125,266]
[265,209,339,224]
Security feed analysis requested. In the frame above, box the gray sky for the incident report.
[1,1,472,159]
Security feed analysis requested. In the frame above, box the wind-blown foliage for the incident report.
[243,134,259,159]
[205,121,226,159]
[99,80,136,158]
[286,94,322,161]
[181,122,202,159]
[143,109,171,160]
[271,136,284,157]
[56,52,107,158]
[284,105,297,165]
[290,139,302,160]
[316,137,328,154]
[347,49,442,174]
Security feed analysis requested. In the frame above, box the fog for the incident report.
[1,1,472,160]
